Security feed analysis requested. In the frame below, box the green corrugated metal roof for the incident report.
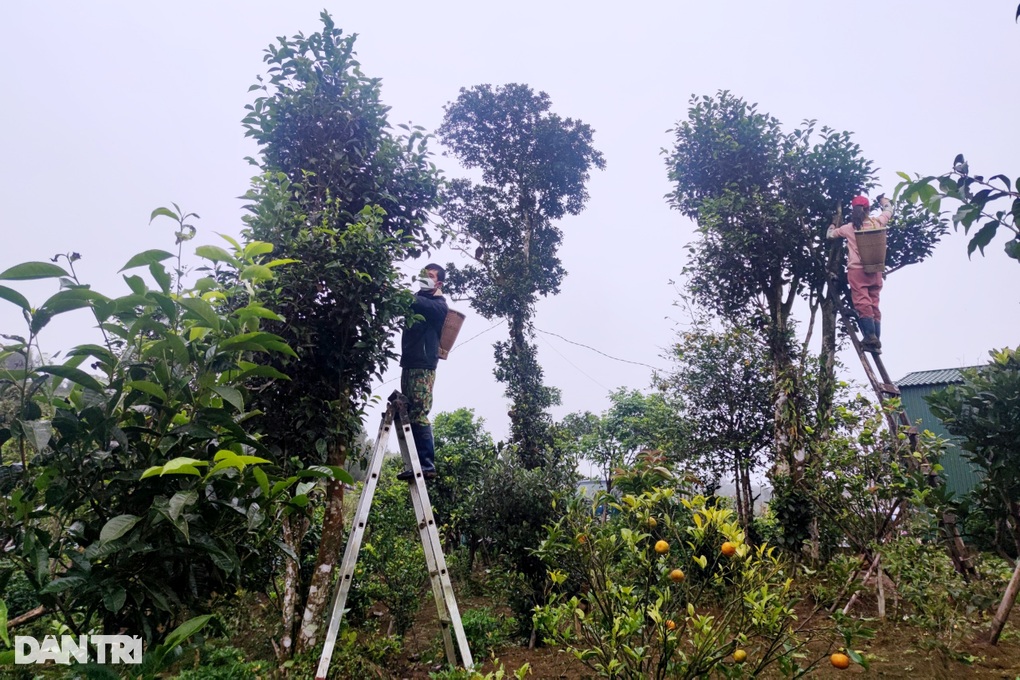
[895,366,986,498]
[896,367,982,387]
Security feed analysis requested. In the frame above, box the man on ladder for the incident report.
[398,264,448,480]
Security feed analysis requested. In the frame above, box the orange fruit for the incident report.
[733,649,747,663]
[646,517,658,529]
[721,541,737,557]
[830,652,850,669]
[665,619,676,631]
[669,568,685,583]
[654,540,670,554]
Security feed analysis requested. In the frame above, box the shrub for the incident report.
[0,212,349,641]
[174,645,271,680]
[460,607,517,658]
[355,462,429,636]
[535,488,842,678]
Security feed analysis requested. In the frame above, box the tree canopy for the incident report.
[239,12,442,655]
[438,83,605,467]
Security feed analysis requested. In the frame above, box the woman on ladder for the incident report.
[827,194,893,353]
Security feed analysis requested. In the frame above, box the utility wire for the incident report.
[536,328,665,373]
[452,320,502,350]
[377,320,502,386]
[537,333,612,393]
[378,322,660,389]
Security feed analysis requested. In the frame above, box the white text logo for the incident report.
[15,635,143,665]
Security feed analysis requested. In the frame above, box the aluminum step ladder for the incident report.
[315,391,473,679]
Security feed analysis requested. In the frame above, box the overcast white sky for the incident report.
[2,2,1018,445]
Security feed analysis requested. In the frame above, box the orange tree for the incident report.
[534,461,862,678]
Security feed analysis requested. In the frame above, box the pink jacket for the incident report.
[827,206,893,269]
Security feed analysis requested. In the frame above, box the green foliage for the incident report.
[805,553,865,611]
[535,490,823,679]
[428,409,498,555]
[803,396,946,560]
[460,607,518,659]
[879,514,1006,661]
[438,83,605,467]
[0,209,303,641]
[0,560,41,619]
[174,644,272,680]
[355,465,429,635]
[242,182,419,468]
[466,449,577,631]
[429,660,533,680]
[928,347,1020,518]
[766,475,814,556]
[239,12,442,652]
[243,10,440,238]
[665,92,948,483]
[656,316,772,534]
[281,629,398,679]
[896,156,1020,262]
[560,389,667,495]
[882,200,951,274]
[665,91,875,323]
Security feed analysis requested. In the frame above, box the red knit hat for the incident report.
[851,196,870,208]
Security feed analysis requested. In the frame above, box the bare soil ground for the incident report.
[387,591,1020,679]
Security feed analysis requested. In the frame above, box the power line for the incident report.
[377,319,502,387]
[452,320,502,351]
[537,333,612,393]
[536,328,664,373]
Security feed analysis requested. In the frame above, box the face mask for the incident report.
[418,276,434,291]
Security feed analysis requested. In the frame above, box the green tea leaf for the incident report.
[100,514,141,544]
[161,614,213,652]
[103,586,127,613]
[126,380,168,402]
[36,365,105,392]
[0,598,9,647]
[0,285,30,311]
[179,297,221,330]
[212,386,244,412]
[195,245,236,264]
[0,262,69,280]
[119,249,174,272]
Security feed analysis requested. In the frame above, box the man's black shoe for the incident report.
[397,469,438,481]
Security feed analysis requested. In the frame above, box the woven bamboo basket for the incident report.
[438,309,466,360]
[855,228,887,274]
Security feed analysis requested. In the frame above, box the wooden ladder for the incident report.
[837,305,917,446]
[315,392,473,679]
[837,305,972,576]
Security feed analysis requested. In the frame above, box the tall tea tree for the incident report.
[665,91,876,477]
[437,83,605,467]
[241,12,441,656]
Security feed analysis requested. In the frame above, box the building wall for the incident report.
[900,384,982,497]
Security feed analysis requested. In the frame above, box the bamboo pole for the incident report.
[989,558,1020,644]
[842,553,881,616]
